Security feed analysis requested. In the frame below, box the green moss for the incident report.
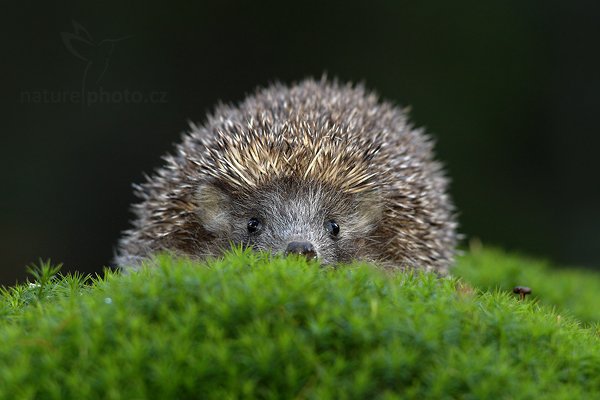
[454,245,600,324]
[0,248,599,399]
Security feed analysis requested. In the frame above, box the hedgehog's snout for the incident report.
[285,241,317,260]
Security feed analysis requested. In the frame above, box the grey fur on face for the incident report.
[116,78,458,274]
[201,179,384,264]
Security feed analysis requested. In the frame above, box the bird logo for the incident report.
[61,20,131,99]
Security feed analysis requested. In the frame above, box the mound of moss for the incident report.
[0,248,599,399]
[454,245,600,325]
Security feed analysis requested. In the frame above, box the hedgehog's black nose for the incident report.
[285,241,317,260]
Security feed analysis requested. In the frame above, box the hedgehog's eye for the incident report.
[325,219,340,237]
[247,217,262,234]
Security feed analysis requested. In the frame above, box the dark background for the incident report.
[2,1,599,284]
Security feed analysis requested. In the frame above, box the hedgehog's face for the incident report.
[195,180,383,264]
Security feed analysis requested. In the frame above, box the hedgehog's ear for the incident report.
[353,190,385,229]
[194,183,232,235]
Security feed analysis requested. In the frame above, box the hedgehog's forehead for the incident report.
[200,124,381,194]
[242,177,348,204]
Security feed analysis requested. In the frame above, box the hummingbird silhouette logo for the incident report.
[61,21,131,97]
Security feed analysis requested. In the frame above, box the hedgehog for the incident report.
[116,78,458,274]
